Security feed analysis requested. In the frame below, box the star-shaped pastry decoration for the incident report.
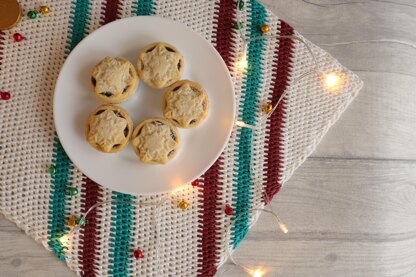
[88,110,128,152]
[133,123,177,162]
[94,57,131,97]
[163,80,209,128]
[139,44,183,88]
[165,83,205,122]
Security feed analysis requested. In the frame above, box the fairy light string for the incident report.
[218,201,287,276]
[228,0,348,275]
[234,0,347,187]
[56,197,170,276]
[50,1,350,276]
[54,188,286,277]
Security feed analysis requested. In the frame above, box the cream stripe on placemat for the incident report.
[281,32,362,185]
[0,0,72,245]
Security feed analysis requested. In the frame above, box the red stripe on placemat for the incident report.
[213,0,236,68]
[102,0,122,25]
[197,160,223,277]
[197,1,236,276]
[264,21,295,204]
[78,178,102,277]
[78,2,122,275]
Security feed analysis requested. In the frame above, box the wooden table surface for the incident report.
[1,0,415,276]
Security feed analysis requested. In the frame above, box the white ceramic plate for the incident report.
[54,16,235,195]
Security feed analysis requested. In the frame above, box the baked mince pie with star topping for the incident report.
[91,56,139,103]
[86,104,133,153]
[164,80,209,128]
[131,118,180,164]
[137,42,185,89]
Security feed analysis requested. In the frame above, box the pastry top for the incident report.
[164,80,209,128]
[86,104,133,153]
[131,118,180,164]
[137,42,184,89]
[91,56,139,103]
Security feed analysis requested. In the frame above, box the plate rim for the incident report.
[54,16,235,195]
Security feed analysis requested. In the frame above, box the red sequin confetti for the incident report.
[191,180,201,187]
[134,248,144,260]
[1,92,11,100]
[12,33,25,42]
[225,204,234,216]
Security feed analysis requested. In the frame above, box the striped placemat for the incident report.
[0,0,362,276]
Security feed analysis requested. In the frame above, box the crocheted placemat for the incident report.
[0,0,362,276]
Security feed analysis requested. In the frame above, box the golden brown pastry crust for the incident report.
[137,42,185,89]
[86,104,133,153]
[163,80,209,128]
[91,56,139,103]
[131,118,180,164]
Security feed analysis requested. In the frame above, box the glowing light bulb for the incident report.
[59,234,70,248]
[237,52,248,70]
[252,269,264,277]
[278,220,288,234]
[236,120,246,127]
[321,71,347,95]
[324,73,340,88]
[236,120,255,129]
[172,183,186,193]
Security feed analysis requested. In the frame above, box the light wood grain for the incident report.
[1,0,416,276]
[263,0,416,160]
[2,159,415,276]
[222,158,416,276]
[0,213,74,277]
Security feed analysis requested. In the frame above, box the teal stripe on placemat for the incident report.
[67,0,93,53]
[109,193,136,276]
[133,0,156,16]
[48,0,92,260]
[48,138,74,260]
[232,0,268,248]
[109,3,146,271]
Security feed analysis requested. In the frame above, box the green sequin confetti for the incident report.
[67,187,79,196]
[48,165,56,176]
[238,0,245,10]
[27,11,38,19]
[234,21,244,30]
[76,218,88,227]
